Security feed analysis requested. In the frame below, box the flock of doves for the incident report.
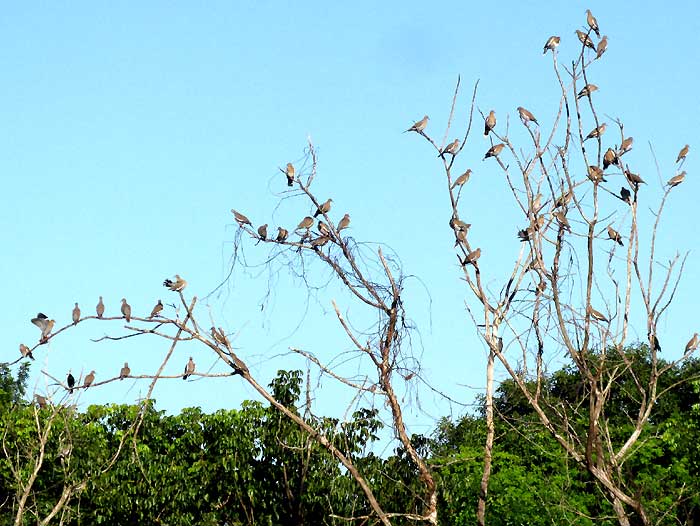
[20,275,198,398]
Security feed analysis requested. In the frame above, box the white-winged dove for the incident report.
[587,305,609,322]
[337,214,350,232]
[607,225,624,246]
[439,139,460,157]
[676,144,689,163]
[231,209,252,226]
[484,111,496,136]
[585,123,606,141]
[19,343,34,360]
[667,172,686,188]
[72,303,80,325]
[596,36,608,59]
[276,227,289,241]
[163,275,187,292]
[576,29,595,50]
[451,169,472,189]
[405,115,429,133]
[517,106,538,125]
[603,148,618,170]
[120,362,130,380]
[686,333,699,353]
[96,296,105,318]
[150,300,164,318]
[543,36,560,54]
[84,370,96,388]
[577,84,598,100]
[121,299,132,322]
[619,137,633,155]
[285,163,295,187]
[586,9,600,37]
[183,357,195,380]
[296,216,314,230]
[257,224,268,240]
[314,199,333,218]
[483,143,505,160]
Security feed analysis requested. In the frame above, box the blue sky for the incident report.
[1,2,698,439]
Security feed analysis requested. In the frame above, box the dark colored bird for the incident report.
[587,305,609,322]
[439,139,460,158]
[517,106,538,125]
[231,209,252,226]
[337,214,351,232]
[667,172,686,188]
[405,115,429,133]
[686,333,699,353]
[72,303,80,325]
[96,296,105,318]
[84,370,96,388]
[585,123,606,141]
[257,224,268,240]
[676,144,689,163]
[183,357,195,380]
[586,9,600,37]
[67,372,75,393]
[314,199,333,218]
[603,148,618,169]
[517,227,534,242]
[649,333,661,352]
[150,300,164,318]
[163,274,187,292]
[543,35,560,54]
[596,36,608,59]
[484,143,505,160]
[484,110,496,136]
[19,344,34,360]
[577,84,598,100]
[620,187,631,204]
[120,362,130,380]
[451,169,472,189]
[121,298,132,323]
[276,227,289,241]
[576,29,595,50]
[607,225,624,246]
[284,163,295,186]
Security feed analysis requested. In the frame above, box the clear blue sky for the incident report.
[2,2,698,438]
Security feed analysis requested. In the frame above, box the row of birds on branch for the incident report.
[544,9,607,59]
[231,197,351,249]
[63,355,198,394]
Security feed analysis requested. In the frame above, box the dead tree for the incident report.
[409,12,695,526]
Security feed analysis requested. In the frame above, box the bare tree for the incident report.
[408,12,696,526]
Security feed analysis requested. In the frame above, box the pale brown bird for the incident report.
[150,300,164,318]
[676,144,690,163]
[451,169,472,189]
[163,274,187,292]
[607,225,624,246]
[84,370,96,388]
[183,357,195,380]
[667,172,686,188]
[543,35,560,54]
[31,314,54,341]
[685,333,699,353]
[120,362,130,380]
[439,139,460,157]
[314,199,333,218]
[596,36,608,59]
[296,216,314,230]
[72,303,80,325]
[337,214,351,232]
[464,248,481,266]
[586,9,600,37]
[120,299,132,322]
[405,115,429,133]
[576,29,595,50]
[484,111,496,136]
[587,305,609,323]
[576,84,598,100]
[257,224,268,240]
[285,163,295,187]
[554,190,572,209]
[96,296,105,318]
[484,143,505,160]
[624,166,646,187]
[35,394,47,409]
[317,221,331,237]
[619,137,633,155]
[587,165,606,183]
[517,106,538,125]
[553,210,571,231]
[211,326,229,347]
[42,320,55,341]
[603,148,618,170]
[585,123,606,141]
[19,343,34,360]
[620,187,631,204]
[231,209,252,226]
[450,217,471,232]
[276,227,289,241]
[311,236,331,248]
